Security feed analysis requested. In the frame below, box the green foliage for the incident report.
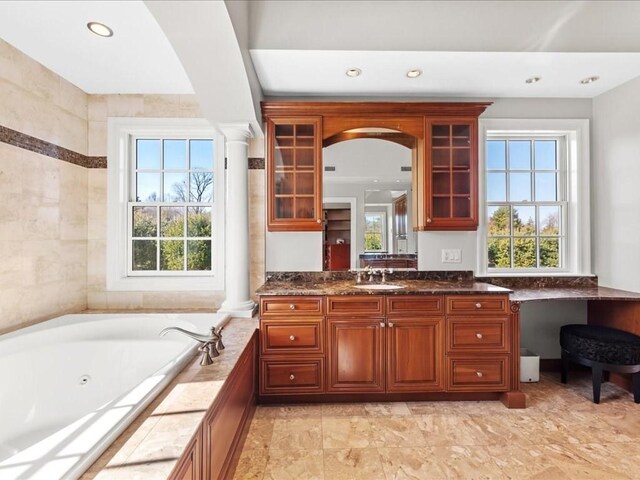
[364,232,382,251]
[488,205,560,269]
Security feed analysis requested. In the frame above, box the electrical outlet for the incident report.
[441,249,462,263]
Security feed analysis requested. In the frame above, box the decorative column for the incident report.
[219,123,256,317]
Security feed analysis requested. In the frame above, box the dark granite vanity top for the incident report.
[256,272,640,302]
[256,271,511,296]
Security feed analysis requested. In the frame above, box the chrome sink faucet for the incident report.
[159,326,225,366]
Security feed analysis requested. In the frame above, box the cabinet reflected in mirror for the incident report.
[322,136,417,271]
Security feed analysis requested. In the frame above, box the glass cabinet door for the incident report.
[267,117,323,231]
[425,118,478,230]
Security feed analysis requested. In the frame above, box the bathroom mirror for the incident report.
[322,135,417,270]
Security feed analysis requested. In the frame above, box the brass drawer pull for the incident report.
[475,332,483,339]
[289,304,295,310]
[476,371,483,377]
[289,374,295,381]
[289,335,295,341]
[475,303,482,309]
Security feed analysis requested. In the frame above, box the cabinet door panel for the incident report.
[267,117,323,231]
[327,318,385,392]
[387,317,444,392]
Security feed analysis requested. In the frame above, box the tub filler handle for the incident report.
[160,326,225,366]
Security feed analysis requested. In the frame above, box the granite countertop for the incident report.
[510,286,640,303]
[256,272,511,296]
[81,317,258,480]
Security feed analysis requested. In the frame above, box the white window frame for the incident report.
[364,211,388,253]
[107,118,225,291]
[477,119,591,276]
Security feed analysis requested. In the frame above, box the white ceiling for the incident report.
[0,0,192,94]
[2,1,640,101]
[251,50,640,98]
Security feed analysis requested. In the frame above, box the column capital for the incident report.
[219,123,254,143]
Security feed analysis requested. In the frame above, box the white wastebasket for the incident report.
[520,348,540,383]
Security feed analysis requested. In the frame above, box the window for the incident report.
[130,139,214,274]
[486,138,565,270]
[364,212,387,252]
[478,119,591,276]
[107,118,224,291]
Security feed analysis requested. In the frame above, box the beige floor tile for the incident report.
[378,446,448,480]
[322,402,368,417]
[430,445,509,479]
[263,449,324,480]
[322,416,372,449]
[243,417,275,450]
[233,448,268,480]
[270,417,323,450]
[363,402,412,416]
[323,448,386,480]
[416,414,494,446]
[369,416,427,447]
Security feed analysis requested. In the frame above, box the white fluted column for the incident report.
[219,123,256,317]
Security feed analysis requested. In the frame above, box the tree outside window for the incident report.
[365,212,386,252]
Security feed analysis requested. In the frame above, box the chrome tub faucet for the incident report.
[160,326,225,366]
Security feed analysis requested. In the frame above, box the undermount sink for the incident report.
[354,284,405,290]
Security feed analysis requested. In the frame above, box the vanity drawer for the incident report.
[445,295,509,315]
[327,296,384,316]
[260,358,324,394]
[447,317,510,353]
[387,295,444,315]
[260,296,323,316]
[447,356,509,391]
[261,318,324,355]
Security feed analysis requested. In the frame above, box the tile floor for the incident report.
[234,373,640,479]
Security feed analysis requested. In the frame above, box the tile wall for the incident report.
[0,40,88,333]
[0,40,267,332]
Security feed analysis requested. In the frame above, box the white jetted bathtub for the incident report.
[0,312,229,480]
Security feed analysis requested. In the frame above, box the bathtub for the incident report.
[0,312,229,480]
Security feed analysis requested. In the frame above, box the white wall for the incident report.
[520,301,587,358]
[592,76,640,292]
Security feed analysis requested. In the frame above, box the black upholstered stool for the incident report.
[560,324,640,404]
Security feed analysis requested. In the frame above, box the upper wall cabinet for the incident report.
[262,102,490,232]
[266,117,323,231]
[422,117,478,230]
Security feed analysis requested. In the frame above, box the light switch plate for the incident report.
[441,249,462,263]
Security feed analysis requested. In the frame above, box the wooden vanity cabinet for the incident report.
[445,294,511,392]
[423,118,478,230]
[266,117,323,231]
[259,296,326,395]
[326,295,444,393]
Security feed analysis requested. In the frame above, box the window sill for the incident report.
[107,275,224,292]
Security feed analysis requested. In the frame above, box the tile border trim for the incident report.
[1,125,265,170]
[0,124,107,168]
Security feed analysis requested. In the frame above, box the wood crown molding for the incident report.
[261,101,493,121]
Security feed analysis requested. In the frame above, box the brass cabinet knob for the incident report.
[380,322,385,328]
[316,219,322,223]
[476,371,483,377]
[289,304,295,310]
[388,322,394,328]
[289,374,295,381]
[475,332,483,339]
[426,218,432,223]
[289,335,295,341]
[475,303,482,309]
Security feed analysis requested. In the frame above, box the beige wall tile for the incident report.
[88,120,107,157]
[106,94,145,116]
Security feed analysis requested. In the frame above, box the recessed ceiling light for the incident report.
[525,76,542,84]
[346,68,362,77]
[87,21,113,38]
[406,69,422,78]
[373,179,379,183]
[580,76,600,84]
